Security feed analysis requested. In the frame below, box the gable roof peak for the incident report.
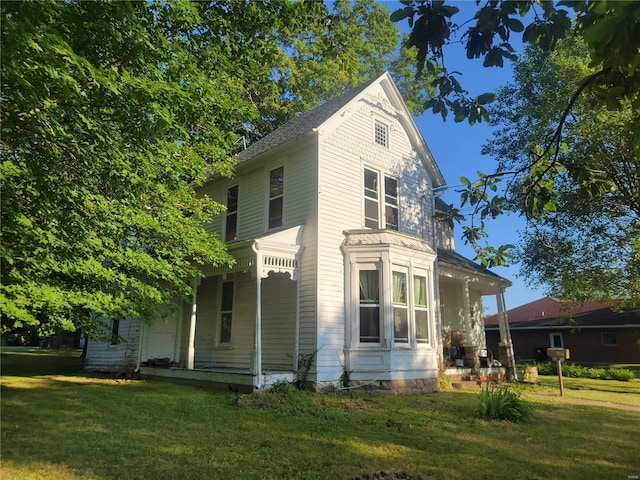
[236,73,385,164]
[235,72,446,186]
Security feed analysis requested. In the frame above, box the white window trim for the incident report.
[362,166,399,231]
[601,332,618,347]
[216,278,235,349]
[345,248,435,350]
[373,118,389,148]
[391,267,411,348]
[224,184,239,243]
[267,165,285,230]
[550,332,564,349]
[354,261,385,348]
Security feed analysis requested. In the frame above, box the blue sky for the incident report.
[389,1,546,313]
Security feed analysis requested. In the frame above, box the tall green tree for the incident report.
[2,0,433,338]
[483,37,639,306]
[236,0,435,143]
[392,1,639,266]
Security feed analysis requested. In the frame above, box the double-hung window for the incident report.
[385,177,398,230]
[363,168,398,230]
[110,319,120,345]
[364,168,379,229]
[414,275,429,343]
[219,281,234,344]
[225,185,238,242]
[392,271,408,344]
[359,269,381,343]
[268,167,284,229]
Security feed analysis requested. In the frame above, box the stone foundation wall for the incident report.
[343,377,438,394]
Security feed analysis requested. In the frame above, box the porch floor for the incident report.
[139,365,295,391]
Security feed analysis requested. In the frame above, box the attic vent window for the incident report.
[374,120,388,147]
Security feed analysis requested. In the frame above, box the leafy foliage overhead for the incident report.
[483,38,639,306]
[392,0,640,125]
[1,0,434,337]
[392,1,639,277]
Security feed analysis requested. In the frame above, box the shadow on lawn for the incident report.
[1,347,85,377]
[3,349,640,480]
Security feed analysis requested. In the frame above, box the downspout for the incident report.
[294,262,301,374]
[430,192,444,372]
[251,242,263,389]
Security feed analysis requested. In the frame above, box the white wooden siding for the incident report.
[194,276,217,367]
[314,88,438,382]
[141,306,180,362]
[85,317,140,372]
[261,272,297,369]
[211,271,255,369]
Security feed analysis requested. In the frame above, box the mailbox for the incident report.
[547,348,570,360]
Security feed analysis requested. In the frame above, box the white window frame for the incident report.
[550,332,564,348]
[357,264,383,345]
[413,273,430,345]
[224,184,239,242]
[363,167,399,231]
[374,119,389,148]
[267,166,284,230]
[346,250,434,350]
[217,279,234,346]
[391,269,410,347]
[601,332,617,347]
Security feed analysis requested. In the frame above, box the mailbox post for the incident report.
[547,348,570,396]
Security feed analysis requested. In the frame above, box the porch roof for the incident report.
[204,225,304,280]
[437,248,511,293]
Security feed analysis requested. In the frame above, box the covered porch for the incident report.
[139,226,304,390]
[437,248,516,380]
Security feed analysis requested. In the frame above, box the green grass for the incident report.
[532,375,640,407]
[2,348,640,480]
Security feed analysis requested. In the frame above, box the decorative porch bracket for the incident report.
[250,225,304,389]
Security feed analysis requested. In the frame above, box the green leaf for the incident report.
[506,18,524,32]
[390,7,414,23]
[476,92,496,105]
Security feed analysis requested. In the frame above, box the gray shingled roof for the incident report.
[237,77,378,164]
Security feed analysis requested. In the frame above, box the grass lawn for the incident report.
[2,348,639,480]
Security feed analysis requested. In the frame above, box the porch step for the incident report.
[449,374,483,389]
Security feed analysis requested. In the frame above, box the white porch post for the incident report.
[187,278,201,370]
[462,279,472,341]
[497,290,509,343]
[251,243,263,389]
[497,288,517,381]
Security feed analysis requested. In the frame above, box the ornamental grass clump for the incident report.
[477,384,531,422]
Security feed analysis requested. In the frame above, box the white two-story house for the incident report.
[85,72,514,391]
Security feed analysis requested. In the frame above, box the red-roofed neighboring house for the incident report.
[485,297,640,363]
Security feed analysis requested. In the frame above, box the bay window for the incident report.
[414,275,429,343]
[359,269,381,343]
[392,271,409,344]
